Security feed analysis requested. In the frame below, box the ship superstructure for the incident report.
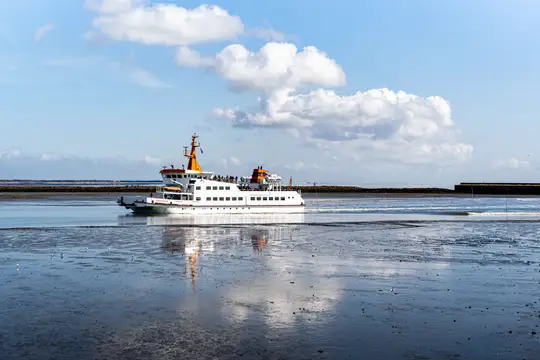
[118,134,305,214]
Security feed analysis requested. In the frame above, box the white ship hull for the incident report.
[118,195,304,215]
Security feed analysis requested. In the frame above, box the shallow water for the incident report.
[0,195,539,359]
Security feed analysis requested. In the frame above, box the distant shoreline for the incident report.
[0,185,453,193]
[1,184,540,197]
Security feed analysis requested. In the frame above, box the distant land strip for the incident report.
[1,182,540,195]
[0,185,453,193]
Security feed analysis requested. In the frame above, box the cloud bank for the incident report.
[83,0,473,166]
[85,0,283,45]
[493,157,530,170]
[178,42,473,165]
[0,149,162,179]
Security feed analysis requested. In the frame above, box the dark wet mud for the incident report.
[1,221,539,360]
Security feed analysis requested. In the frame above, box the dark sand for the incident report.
[1,215,539,359]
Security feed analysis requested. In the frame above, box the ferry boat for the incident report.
[117,134,305,214]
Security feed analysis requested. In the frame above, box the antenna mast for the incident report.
[183,133,203,172]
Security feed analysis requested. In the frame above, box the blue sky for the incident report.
[1,0,539,186]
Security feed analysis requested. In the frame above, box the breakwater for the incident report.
[454,182,540,195]
[291,186,455,193]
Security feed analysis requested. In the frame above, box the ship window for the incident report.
[166,175,171,178]
[206,186,211,190]
[250,197,255,200]
[238,197,243,201]
[226,197,230,201]
[196,186,201,190]
[232,197,237,201]
[219,197,224,201]
[263,197,267,201]
[213,197,217,201]
[225,186,230,190]
[212,186,217,190]
[206,197,211,201]
[257,197,261,201]
[281,197,285,200]
[269,197,273,200]
[196,197,201,201]
[219,186,224,190]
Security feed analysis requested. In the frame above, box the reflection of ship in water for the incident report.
[146,212,305,227]
[159,220,299,290]
[251,230,267,251]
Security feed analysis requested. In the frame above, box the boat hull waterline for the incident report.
[119,195,304,215]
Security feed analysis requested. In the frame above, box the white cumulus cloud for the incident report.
[176,42,346,92]
[143,155,162,166]
[128,67,169,88]
[88,2,244,46]
[34,24,54,42]
[493,157,530,169]
[40,153,64,161]
[175,46,214,68]
[85,1,288,46]
[175,40,473,165]
[85,0,142,14]
[84,2,473,167]
[284,161,320,171]
[245,27,287,42]
[0,149,22,160]
[221,156,242,167]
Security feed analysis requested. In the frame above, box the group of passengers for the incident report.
[212,175,238,183]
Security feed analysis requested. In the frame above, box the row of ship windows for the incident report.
[170,208,261,211]
[197,186,231,191]
[166,174,206,179]
[204,197,243,201]
[202,196,287,201]
[251,196,287,201]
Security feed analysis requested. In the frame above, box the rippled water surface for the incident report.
[1,194,540,359]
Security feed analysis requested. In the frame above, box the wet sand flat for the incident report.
[0,197,540,359]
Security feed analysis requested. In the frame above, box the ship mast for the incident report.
[184,133,203,172]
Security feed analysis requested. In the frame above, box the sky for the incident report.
[1,0,540,187]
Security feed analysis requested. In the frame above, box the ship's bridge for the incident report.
[160,168,215,187]
[159,133,214,188]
